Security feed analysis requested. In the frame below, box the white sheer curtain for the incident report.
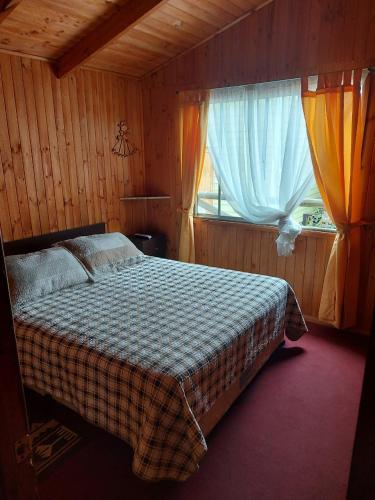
[208,78,314,256]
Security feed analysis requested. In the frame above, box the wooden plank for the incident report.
[0,0,22,26]
[259,231,270,275]
[127,77,148,226]
[250,229,261,274]
[30,59,58,232]
[129,78,147,232]
[98,72,115,231]
[50,72,74,229]
[221,223,235,269]
[0,59,22,239]
[54,0,168,78]
[284,239,297,288]
[193,219,202,263]
[170,92,180,255]
[59,74,81,228]
[120,77,135,233]
[121,196,171,200]
[67,72,89,226]
[82,69,102,225]
[128,75,148,233]
[276,253,287,281]
[0,151,12,241]
[40,62,66,230]
[291,235,306,309]
[302,236,317,316]
[90,71,107,225]
[311,236,330,317]
[206,222,215,266]
[19,57,50,233]
[114,77,129,232]
[105,74,121,231]
[0,54,32,237]
[9,56,41,236]
[242,227,253,273]
[267,231,277,277]
[75,69,95,225]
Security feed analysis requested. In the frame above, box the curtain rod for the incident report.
[174,67,373,94]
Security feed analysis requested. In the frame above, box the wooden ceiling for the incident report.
[0,0,270,78]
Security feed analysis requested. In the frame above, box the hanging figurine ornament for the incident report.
[112,120,138,158]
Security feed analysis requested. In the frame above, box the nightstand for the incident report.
[128,233,166,258]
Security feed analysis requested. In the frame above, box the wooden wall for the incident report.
[0,54,146,242]
[142,0,375,330]
[194,219,335,321]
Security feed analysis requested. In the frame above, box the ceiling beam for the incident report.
[54,0,167,79]
[0,0,12,9]
[0,0,22,25]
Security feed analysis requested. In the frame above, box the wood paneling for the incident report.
[89,0,267,76]
[194,219,335,320]
[142,0,375,330]
[55,0,168,78]
[0,0,268,77]
[0,1,21,26]
[0,0,127,60]
[0,54,146,242]
[144,0,375,90]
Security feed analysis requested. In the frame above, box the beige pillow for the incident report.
[55,232,144,279]
[6,247,90,309]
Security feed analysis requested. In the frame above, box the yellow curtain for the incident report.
[301,70,374,328]
[178,90,209,263]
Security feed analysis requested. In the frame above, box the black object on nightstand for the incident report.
[128,233,166,258]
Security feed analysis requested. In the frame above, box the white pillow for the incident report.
[55,232,144,279]
[6,247,90,309]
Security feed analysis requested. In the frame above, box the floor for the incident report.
[29,323,367,500]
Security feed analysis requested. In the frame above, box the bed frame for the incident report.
[199,333,283,435]
[4,222,283,438]
[3,223,106,256]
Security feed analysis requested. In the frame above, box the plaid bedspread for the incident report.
[14,257,307,481]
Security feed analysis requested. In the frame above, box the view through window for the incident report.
[196,148,336,231]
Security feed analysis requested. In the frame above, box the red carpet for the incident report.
[36,324,367,500]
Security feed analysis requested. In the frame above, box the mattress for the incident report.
[14,257,307,481]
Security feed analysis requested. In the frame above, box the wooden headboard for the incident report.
[3,223,106,256]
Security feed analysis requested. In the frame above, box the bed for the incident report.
[5,223,307,481]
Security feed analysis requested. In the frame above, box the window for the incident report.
[196,149,335,230]
[196,79,336,232]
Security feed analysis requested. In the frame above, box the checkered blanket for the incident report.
[14,257,307,481]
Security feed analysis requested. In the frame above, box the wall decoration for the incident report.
[112,120,138,158]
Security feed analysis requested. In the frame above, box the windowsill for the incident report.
[193,215,337,236]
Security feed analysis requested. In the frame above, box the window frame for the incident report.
[196,100,335,232]
[195,189,337,233]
